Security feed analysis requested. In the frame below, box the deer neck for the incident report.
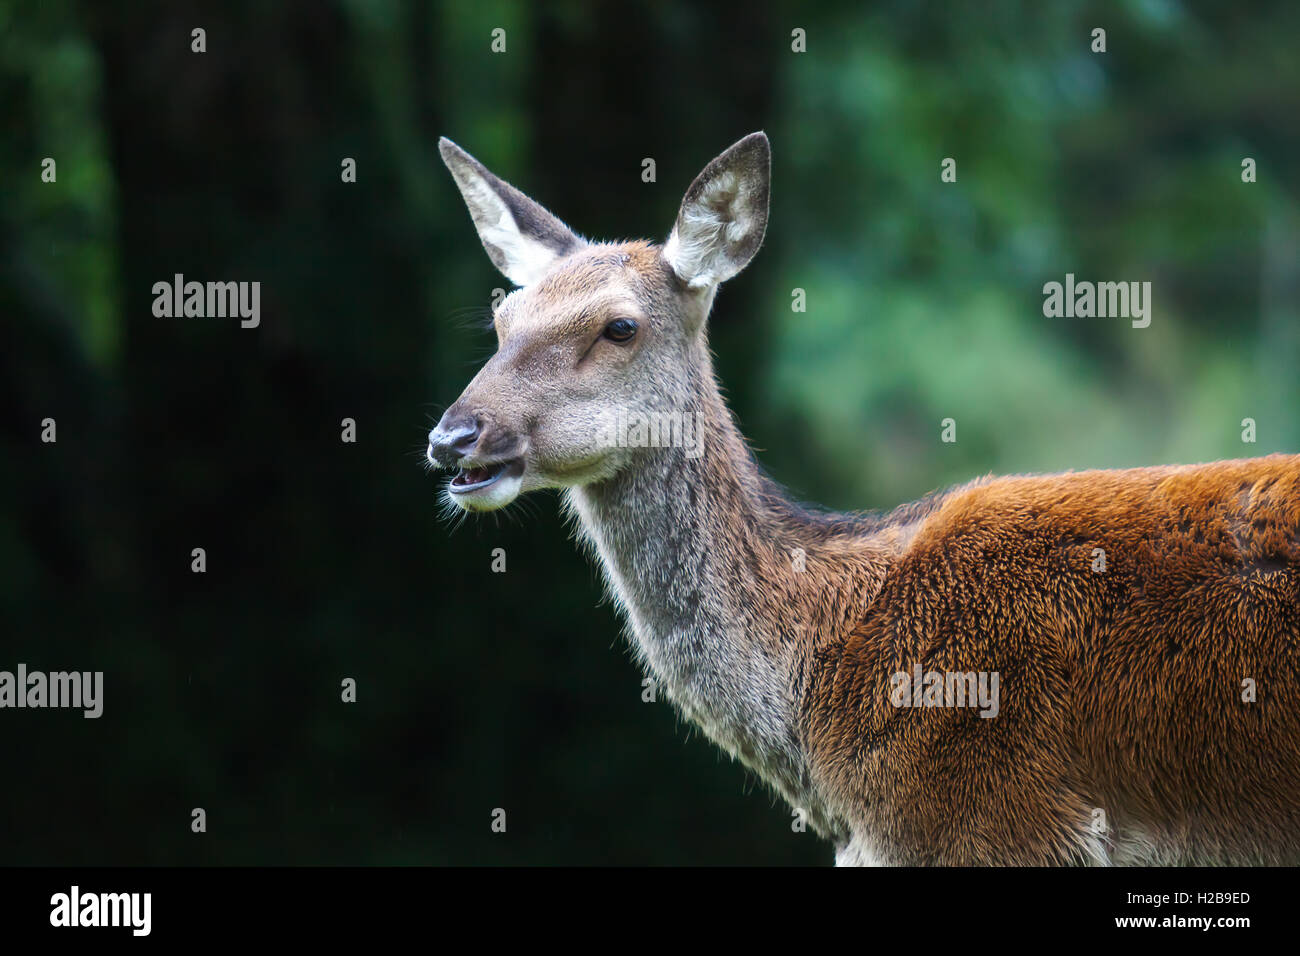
[565,361,897,828]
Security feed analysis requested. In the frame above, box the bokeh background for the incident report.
[2,0,1297,864]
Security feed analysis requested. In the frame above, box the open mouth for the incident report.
[448,458,524,494]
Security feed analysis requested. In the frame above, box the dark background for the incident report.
[2,0,1297,864]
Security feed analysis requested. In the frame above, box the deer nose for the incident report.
[428,416,480,466]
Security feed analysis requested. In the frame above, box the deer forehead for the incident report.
[495,242,671,340]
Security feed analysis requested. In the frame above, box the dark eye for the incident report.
[602,318,638,343]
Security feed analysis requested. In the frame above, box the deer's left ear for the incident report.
[663,132,770,290]
[439,137,583,287]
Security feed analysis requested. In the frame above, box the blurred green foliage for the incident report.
[1,0,1296,864]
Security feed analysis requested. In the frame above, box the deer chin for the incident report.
[446,458,525,511]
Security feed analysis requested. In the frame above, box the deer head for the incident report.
[429,133,770,511]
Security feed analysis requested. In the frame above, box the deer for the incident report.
[428,131,1300,865]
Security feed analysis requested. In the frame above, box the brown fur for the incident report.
[797,456,1300,864]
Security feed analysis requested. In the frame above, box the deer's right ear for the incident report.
[664,132,771,291]
[439,137,583,287]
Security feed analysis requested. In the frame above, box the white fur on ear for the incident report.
[664,133,771,290]
[440,138,583,287]
[456,174,562,286]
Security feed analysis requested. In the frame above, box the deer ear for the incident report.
[663,132,770,290]
[439,137,583,287]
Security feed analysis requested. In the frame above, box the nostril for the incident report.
[450,422,479,454]
[429,417,481,465]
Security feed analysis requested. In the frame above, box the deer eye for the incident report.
[602,318,638,344]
